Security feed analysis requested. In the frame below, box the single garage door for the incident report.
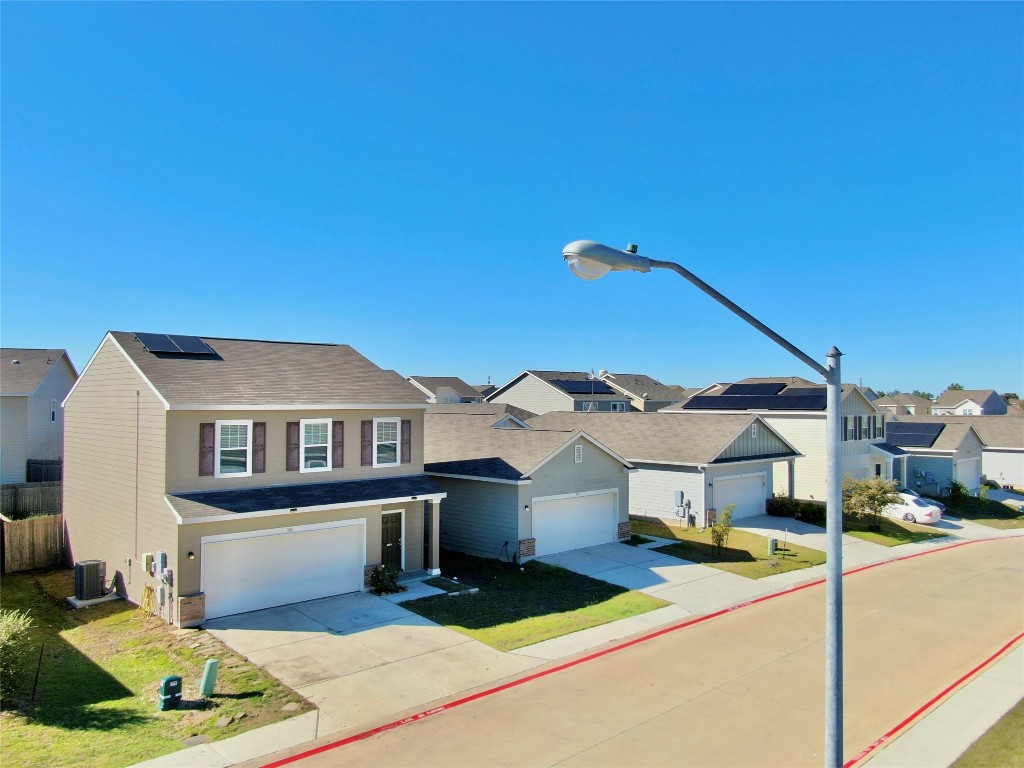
[954,458,981,492]
[202,521,364,620]
[533,492,617,557]
[713,474,767,520]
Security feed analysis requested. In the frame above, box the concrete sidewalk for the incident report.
[132,520,1022,768]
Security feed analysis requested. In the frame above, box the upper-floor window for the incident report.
[50,399,56,423]
[216,420,252,477]
[374,417,400,467]
[610,402,627,412]
[577,401,598,412]
[301,418,332,472]
[963,408,975,415]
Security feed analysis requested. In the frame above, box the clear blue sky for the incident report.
[3,3,1022,397]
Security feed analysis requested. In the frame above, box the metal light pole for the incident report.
[563,240,844,767]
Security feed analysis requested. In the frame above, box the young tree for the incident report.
[710,505,734,556]
[842,477,902,530]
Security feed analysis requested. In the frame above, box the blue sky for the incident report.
[3,3,1022,396]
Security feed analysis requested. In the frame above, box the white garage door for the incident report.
[713,474,767,520]
[202,520,365,620]
[954,458,981,492]
[533,492,617,557]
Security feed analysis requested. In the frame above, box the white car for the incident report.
[897,488,946,513]
[884,492,943,525]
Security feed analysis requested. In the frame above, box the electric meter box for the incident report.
[158,675,183,711]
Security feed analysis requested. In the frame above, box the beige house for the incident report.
[407,376,484,404]
[63,332,445,626]
[873,392,934,416]
[932,389,1008,416]
[0,348,78,482]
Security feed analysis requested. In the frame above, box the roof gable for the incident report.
[1,349,76,396]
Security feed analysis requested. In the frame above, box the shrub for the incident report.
[947,480,969,499]
[843,477,902,530]
[767,495,826,525]
[369,564,403,595]
[0,609,35,700]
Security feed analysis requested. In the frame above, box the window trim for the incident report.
[574,444,583,464]
[50,399,57,423]
[610,402,626,412]
[299,418,332,473]
[214,419,253,478]
[372,416,401,468]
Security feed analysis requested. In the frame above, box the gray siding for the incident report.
[904,455,954,494]
[430,476,519,559]
[26,359,77,464]
[0,396,28,482]
[491,376,572,415]
[629,463,705,521]
[717,421,790,460]
[982,449,1024,486]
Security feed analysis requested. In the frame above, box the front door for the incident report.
[381,512,402,570]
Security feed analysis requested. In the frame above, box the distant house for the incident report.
[886,416,985,494]
[474,383,498,398]
[487,370,633,414]
[598,372,688,412]
[63,331,445,626]
[969,415,1024,487]
[407,376,484,404]
[0,348,78,482]
[932,389,1008,416]
[424,403,633,560]
[874,392,934,416]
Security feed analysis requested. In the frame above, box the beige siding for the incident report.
[491,376,572,415]
[629,463,705,520]
[430,476,519,559]
[1,396,28,482]
[63,337,173,609]
[166,410,425,492]
[26,359,77,463]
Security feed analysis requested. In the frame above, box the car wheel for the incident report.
[903,513,916,523]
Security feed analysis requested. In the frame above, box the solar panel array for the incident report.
[884,422,944,447]
[684,392,827,411]
[551,379,616,395]
[720,382,786,396]
[135,332,215,356]
[778,387,823,397]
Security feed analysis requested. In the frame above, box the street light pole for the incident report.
[563,240,844,767]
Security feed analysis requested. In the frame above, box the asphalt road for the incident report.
[258,537,1024,768]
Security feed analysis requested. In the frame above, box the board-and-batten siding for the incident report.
[490,376,571,415]
[0,396,28,482]
[26,359,77,463]
[63,337,173,608]
[716,422,790,460]
[629,464,705,520]
[430,477,519,559]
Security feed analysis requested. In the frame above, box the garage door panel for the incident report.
[713,475,766,520]
[203,523,364,619]
[534,493,616,557]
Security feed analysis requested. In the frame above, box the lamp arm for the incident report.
[648,258,829,379]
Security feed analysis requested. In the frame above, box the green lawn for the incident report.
[402,550,670,651]
[0,569,311,768]
[630,519,825,579]
[946,495,1024,529]
[840,515,949,547]
[951,696,1024,768]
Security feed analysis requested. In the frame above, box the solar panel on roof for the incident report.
[168,334,214,355]
[683,393,826,411]
[134,332,181,353]
[134,332,215,356]
[779,387,824,396]
[551,379,615,395]
[886,422,944,447]
[721,383,786,396]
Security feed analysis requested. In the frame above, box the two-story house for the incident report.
[932,389,1008,416]
[487,370,634,414]
[598,372,688,412]
[0,348,78,482]
[63,332,445,627]
[873,392,934,416]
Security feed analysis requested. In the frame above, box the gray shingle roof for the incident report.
[893,414,1020,449]
[602,373,687,403]
[934,389,1000,407]
[407,376,482,399]
[888,415,984,451]
[874,393,934,409]
[109,331,426,407]
[1,349,75,395]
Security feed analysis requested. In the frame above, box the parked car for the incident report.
[885,492,943,524]
[897,488,946,513]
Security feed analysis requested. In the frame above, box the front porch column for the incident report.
[428,499,441,575]
[787,459,796,499]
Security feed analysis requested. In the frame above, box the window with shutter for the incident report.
[300,418,331,472]
[372,417,400,467]
[215,420,252,477]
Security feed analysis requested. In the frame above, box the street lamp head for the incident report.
[562,240,651,280]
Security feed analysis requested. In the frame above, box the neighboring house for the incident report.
[63,331,445,626]
[487,370,634,413]
[662,380,891,502]
[969,415,1024,487]
[0,348,78,482]
[424,403,633,560]
[873,392,934,416]
[932,389,1008,416]
[407,376,484,404]
[474,383,498,398]
[886,416,986,494]
[598,372,688,412]
[527,411,801,524]
[859,387,880,402]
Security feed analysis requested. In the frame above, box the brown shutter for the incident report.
[332,421,344,468]
[401,419,412,464]
[253,422,266,473]
[286,422,300,471]
[199,423,215,476]
[361,420,373,466]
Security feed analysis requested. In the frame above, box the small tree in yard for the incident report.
[0,609,34,701]
[843,477,902,530]
[710,505,734,556]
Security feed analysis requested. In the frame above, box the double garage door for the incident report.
[202,520,365,620]
[712,474,767,520]
[533,492,617,557]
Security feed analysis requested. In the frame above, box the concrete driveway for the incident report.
[204,585,542,737]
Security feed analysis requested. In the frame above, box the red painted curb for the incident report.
[844,631,1024,768]
[260,533,1023,768]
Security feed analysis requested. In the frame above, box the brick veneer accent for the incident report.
[617,522,631,540]
[364,564,377,587]
[518,538,536,559]
[177,593,205,628]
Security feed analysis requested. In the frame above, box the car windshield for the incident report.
[911,498,932,508]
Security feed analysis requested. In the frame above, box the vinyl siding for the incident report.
[982,449,1024,486]
[166,410,424,492]
[491,376,572,415]
[0,396,28,482]
[430,476,519,559]
[904,455,954,494]
[63,336,172,609]
[706,463,774,516]
[26,359,77,463]
[629,463,705,521]
[717,421,790,460]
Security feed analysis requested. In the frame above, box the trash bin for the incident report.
[158,675,182,711]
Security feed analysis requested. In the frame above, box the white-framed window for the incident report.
[50,399,56,423]
[751,423,758,439]
[574,444,583,463]
[610,402,626,412]
[215,420,252,477]
[963,408,974,415]
[578,401,598,412]
[300,418,332,472]
[373,417,401,468]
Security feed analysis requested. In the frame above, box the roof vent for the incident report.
[10,359,19,365]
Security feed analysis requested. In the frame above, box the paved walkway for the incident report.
[133,517,1023,768]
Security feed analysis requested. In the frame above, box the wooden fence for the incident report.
[0,481,62,519]
[27,459,62,482]
[1,513,65,573]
